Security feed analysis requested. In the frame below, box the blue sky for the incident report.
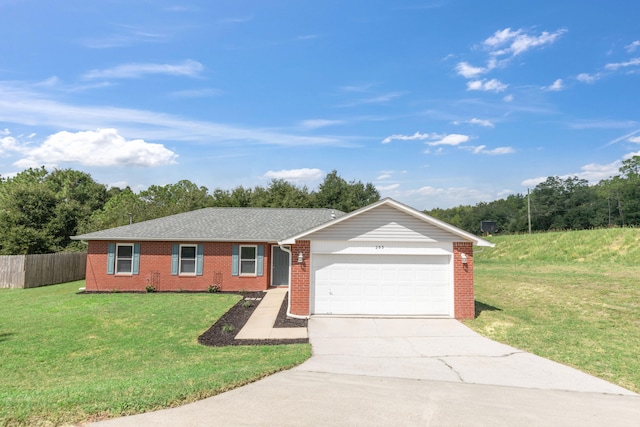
[1,1,639,209]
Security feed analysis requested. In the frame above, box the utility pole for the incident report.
[527,188,532,234]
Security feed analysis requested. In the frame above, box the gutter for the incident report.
[278,244,310,320]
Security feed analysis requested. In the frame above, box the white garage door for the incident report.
[312,254,452,316]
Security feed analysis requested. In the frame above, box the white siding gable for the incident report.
[305,205,458,242]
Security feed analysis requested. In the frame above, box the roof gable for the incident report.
[282,198,494,247]
[300,205,456,242]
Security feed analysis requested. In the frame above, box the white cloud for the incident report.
[377,183,400,192]
[486,146,514,155]
[465,145,514,155]
[503,94,514,102]
[469,118,495,127]
[81,26,168,49]
[467,78,508,92]
[521,160,622,188]
[629,136,640,143]
[263,168,324,183]
[83,60,204,80]
[295,34,320,41]
[453,28,565,96]
[382,131,430,144]
[605,57,640,70]
[626,41,640,53]
[521,176,546,187]
[624,150,640,159]
[340,91,404,107]
[545,79,564,91]
[299,119,345,130]
[0,135,20,155]
[483,28,567,57]
[377,174,392,180]
[428,134,469,146]
[0,82,348,147]
[14,128,177,168]
[340,83,377,93]
[483,28,522,49]
[455,62,487,78]
[577,161,621,181]
[401,185,496,209]
[576,72,600,84]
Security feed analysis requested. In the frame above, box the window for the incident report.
[231,244,263,277]
[116,244,134,274]
[171,244,203,276]
[240,245,257,275]
[180,245,197,275]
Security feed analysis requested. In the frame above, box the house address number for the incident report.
[375,245,385,250]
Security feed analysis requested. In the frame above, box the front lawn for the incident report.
[0,282,311,426]
[466,230,640,393]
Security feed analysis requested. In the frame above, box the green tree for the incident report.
[315,170,380,212]
[81,188,145,232]
[0,168,108,253]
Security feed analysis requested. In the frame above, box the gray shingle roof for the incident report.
[72,207,345,242]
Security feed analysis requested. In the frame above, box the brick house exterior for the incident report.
[74,199,493,320]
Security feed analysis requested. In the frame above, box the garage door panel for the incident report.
[313,254,452,316]
[397,285,415,297]
[396,269,414,282]
[431,285,449,298]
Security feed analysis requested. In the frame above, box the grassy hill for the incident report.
[467,227,640,393]
[476,227,640,265]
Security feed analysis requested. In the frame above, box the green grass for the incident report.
[0,282,311,426]
[466,228,640,393]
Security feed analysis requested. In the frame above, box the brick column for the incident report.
[453,241,475,319]
[289,240,310,316]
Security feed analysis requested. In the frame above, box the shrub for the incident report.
[208,285,220,293]
[145,285,157,293]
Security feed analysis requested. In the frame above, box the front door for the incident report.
[271,246,291,286]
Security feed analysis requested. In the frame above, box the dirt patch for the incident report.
[198,292,308,347]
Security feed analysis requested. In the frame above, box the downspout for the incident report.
[278,244,310,320]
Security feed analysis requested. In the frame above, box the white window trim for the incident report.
[239,245,257,276]
[115,243,134,275]
[179,244,197,276]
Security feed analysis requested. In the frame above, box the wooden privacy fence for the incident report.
[0,252,86,289]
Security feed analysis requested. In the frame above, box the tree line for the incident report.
[426,156,640,235]
[3,156,640,254]
[0,169,379,254]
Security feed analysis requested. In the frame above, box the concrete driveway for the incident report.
[299,317,635,394]
[89,318,640,427]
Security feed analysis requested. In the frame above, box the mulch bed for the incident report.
[198,291,309,347]
[274,292,308,328]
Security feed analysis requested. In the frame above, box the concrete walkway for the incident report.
[234,287,307,340]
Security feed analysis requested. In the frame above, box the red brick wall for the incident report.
[289,240,310,316]
[453,241,475,319]
[85,240,271,292]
